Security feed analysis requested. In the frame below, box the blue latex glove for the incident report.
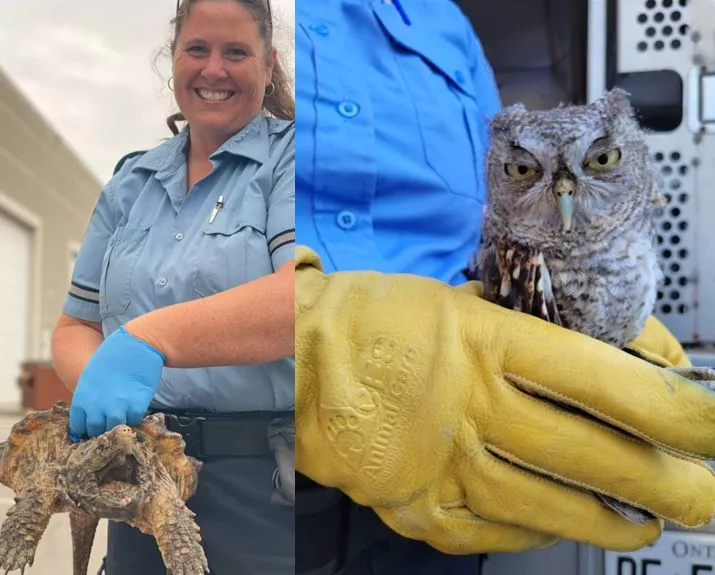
[69,325,165,440]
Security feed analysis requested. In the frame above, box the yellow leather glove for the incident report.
[295,246,715,555]
[455,281,692,369]
[627,315,692,368]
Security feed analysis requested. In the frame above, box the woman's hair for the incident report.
[165,0,294,135]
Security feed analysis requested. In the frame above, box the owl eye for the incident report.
[505,163,537,179]
[585,148,622,170]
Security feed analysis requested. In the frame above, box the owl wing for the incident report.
[473,241,562,327]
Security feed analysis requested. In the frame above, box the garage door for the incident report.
[0,211,30,411]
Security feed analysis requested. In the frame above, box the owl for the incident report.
[471,88,663,349]
[469,89,715,524]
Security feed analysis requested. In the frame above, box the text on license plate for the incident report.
[605,531,715,574]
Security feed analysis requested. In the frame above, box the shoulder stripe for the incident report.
[268,229,295,256]
[68,291,100,305]
[69,284,100,303]
[70,280,99,294]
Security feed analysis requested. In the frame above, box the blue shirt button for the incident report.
[337,210,357,229]
[455,70,465,85]
[312,24,329,36]
[175,233,184,241]
[158,278,168,287]
[337,101,360,118]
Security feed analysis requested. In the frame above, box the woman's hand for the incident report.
[69,326,165,439]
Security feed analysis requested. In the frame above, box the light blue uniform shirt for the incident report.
[64,114,295,413]
[296,0,502,285]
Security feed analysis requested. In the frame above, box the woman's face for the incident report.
[172,0,275,143]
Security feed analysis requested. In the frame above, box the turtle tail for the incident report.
[70,511,99,575]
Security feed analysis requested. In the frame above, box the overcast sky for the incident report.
[0,0,295,184]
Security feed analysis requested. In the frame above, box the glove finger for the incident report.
[85,414,107,438]
[484,386,715,528]
[105,410,127,432]
[69,404,88,438]
[498,315,715,459]
[627,315,692,368]
[461,448,661,551]
[375,501,557,555]
[126,406,148,426]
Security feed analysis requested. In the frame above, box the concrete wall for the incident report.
[0,67,101,360]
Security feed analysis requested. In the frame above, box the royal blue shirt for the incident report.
[296,0,501,284]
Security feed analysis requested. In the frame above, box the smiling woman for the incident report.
[168,0,293,130]
[167,0,294,187]
[50,0,295,573]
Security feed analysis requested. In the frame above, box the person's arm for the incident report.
[51,316,104,391]
[66,259,294,438]
[127,124,295,366]
[52,172,119,391]
[126,260,294,367]
[52,260,294,392]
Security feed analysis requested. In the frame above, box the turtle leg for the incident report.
[142,490,208,575]
[70,511,99,575]
[0,490,52,574]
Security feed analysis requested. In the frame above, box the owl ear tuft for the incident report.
[597,88,636,118]
[489,103,527,136]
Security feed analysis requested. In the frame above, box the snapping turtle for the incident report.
[0,402,208,575]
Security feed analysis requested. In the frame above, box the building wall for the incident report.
[0,67,101,361]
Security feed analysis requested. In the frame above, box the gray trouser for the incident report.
[106,454,294,575]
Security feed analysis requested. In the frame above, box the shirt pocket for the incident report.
[192,198,273,298]
[99,223,151,318]
[373,6,486,202]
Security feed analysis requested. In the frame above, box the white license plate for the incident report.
[605,531,715,574]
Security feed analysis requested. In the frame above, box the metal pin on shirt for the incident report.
[209,195,224,224]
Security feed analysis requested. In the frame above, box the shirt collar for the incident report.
[133,112,270,178]
[213,113,268,164]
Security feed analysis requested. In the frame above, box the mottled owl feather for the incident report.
[474,242,561,326]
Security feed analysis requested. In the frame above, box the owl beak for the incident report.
[554,177,576,232]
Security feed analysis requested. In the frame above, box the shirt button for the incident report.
[337,210,357,230]
[337,101,360,118]
[312,24,329,36]
[455,70,465,85]
[175,233,184,241]
[158,278,168,287]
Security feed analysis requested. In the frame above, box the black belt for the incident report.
[149,409,293,459]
